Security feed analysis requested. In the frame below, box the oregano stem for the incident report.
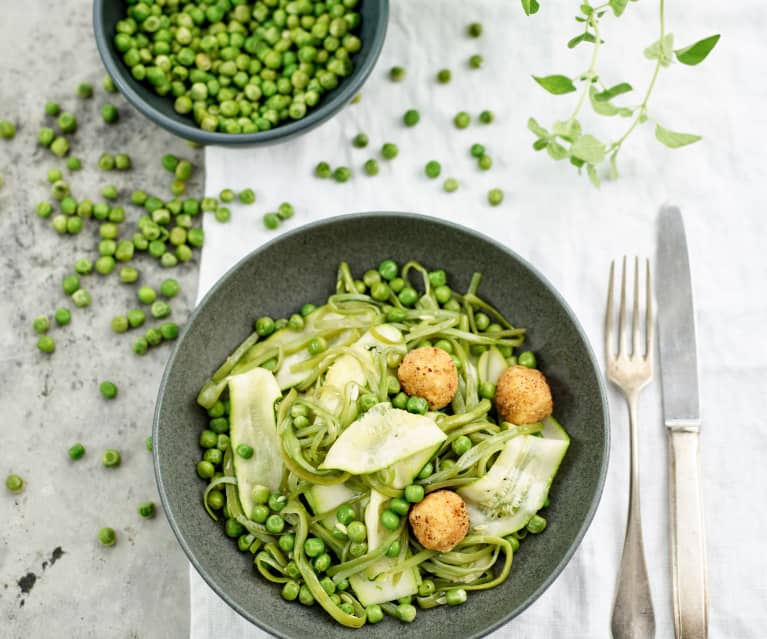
[608,0,666,151]
[568,12,602,123]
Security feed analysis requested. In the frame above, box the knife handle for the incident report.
[668,430,708,639]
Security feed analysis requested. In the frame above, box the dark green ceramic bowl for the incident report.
[154,212,609,638]
[93,0,389,146]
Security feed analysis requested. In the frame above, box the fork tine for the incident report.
[632,256,640,357]
[604,260,615,359]
[645,258,653,359]
[618,256,628,357]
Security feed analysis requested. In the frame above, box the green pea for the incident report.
[526,514,547,533]
[32,316,50,334]
[468,22,483,37]
[478,154,493,170]
[138,502,156,518]
[437,68,452,84]
[98,527,117,546]
[281,580,300,601]
[332,504,354,527]
[145,436,153,452]
[398,287,419,307]
[518,351,537,368]
[418,461,434,479]
[380,509,400,530]
[251,504,269,523]
[36,201,53,218]
[57,112,77,134]
[454,111,471,129]
[434,285,453,305]
[160,322,179,340]
[68,443,86,461]
[72,289,91,308]
[505,534,521,552]
[488,188,504,206]
[76,82,93,98]
[236,444,254,459]
[308,336,327,355]
[145,327,163,346]
[452,435,473,456]
[99,381,118,399]
[127,309,146,329]
[67,157,82,171]
[333,166,351,182]
[251,484,270,505]
[381,143,398,160]
[404,484,425,503]
[151,301,171,319]
[349,541,368,557]
[346,520,367,543]
[51,180,70,200]
[268,493,287,512]
[238,188,256,204]
[479,381,496,400]
[278,533,295,554]
[199,430,217,449]
[45,101,61,116]
[102,449,121,467]
[480,110,495,124]
[265,514,285,534]
[225,518,245,538]
[54,308,71,326]
[101,103,119,123]
[314,161,332,178]
[424,160,441,179]
[352,132,368,148]
[403,109,420,127]
[263,212,281,230]
[255,316,275,337]
[469,54,484,69]
[270,203,292,223]
[304,537,325,558]
[388,498,409,516]
[389,66,406,82]
[446,588,468,606]
[214,207,231,223]
[132,336,149,355]
[50,137,69,157]
[366,604,384,624]
[137,286,157,305]
[102,184,118,200]
[397,603,416,623]
[363,158,379,176]
[5,473,24,492]
[392,392,408,410]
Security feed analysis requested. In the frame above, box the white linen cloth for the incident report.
[192,1,767,637]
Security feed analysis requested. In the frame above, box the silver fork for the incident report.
[605,257,656,639]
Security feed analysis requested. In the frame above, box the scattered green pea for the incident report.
[100,103,119,123]
[66,156,82,171]
[469,54,484,69]
[314,161,331,179]
[425,161,441,179]
[454,111,471,129]
[238,188,256,204]
[381,143,398,160]
[363,158,379,176]
[479,154,493,170]
[389,66,406,82]
[103,75,117,93]
[138,502,156,518]
[76,82,94,98]
[45,101,61,116]
[57,112,77,134]
[352,133,369,148]
[50,137,69,157]
[68,443,86,461]
[0,120,16,139]
[98,527,117,546]
[33,316,50,334]
[54,308,71,326]
[468,22,483,37]
[72,289,91,308]
[5,473,24,492]
[99,381,118,400]
[480,110,495,124]
[333,166,351,182]
[102,449,121,467]
[437,69,452,84]
[488,188,504,206]
[403,109,420,127]
[263,212,281,230]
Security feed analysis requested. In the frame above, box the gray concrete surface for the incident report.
[0,3,204,637]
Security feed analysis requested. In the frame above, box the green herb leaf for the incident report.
[609,0,629,17]
[552,119,581,141]
[527,117,549,138]
[589,88,619,116]
[547,141,570,160]
[532,139,548,151]
[674,34,720,66]
[580,4,593,16]
[644,33,675,66]
[521,0,540,16]
[593,82,633,102]
[570,134,606,164]
[655,124,702,148]
[568,32,597,48]
[587,164,601,188]
[532,74,577,95]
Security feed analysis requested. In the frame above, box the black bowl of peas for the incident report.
[93,0,389,145]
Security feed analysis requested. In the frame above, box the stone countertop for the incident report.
[1,3,203,637]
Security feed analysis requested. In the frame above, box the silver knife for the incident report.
[656,205,708,639]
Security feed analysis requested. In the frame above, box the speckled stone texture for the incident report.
[155,214,609,639]
[0,2,203,637]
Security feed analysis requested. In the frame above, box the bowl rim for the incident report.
[153,211,610,637]
[92,0,390,146]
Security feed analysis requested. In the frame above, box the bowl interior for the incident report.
[93,0,389,145]
[154,213,609,638]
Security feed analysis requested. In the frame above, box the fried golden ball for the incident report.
[397,347,458,410]
[495,364,553,425]
[408,490,469,552]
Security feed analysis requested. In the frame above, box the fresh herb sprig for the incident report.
[524,0,719,186]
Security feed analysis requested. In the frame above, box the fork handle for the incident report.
[669,430,708,639]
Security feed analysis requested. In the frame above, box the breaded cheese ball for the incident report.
[397,347,458,410]
[408,490,469,552]
[495,364,553,425]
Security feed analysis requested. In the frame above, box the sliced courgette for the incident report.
[228,367,283,519]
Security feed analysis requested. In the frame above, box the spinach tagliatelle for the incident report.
[194,260,569,627]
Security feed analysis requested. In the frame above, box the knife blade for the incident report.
[656,205,708,639]
[657,206,700,427]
